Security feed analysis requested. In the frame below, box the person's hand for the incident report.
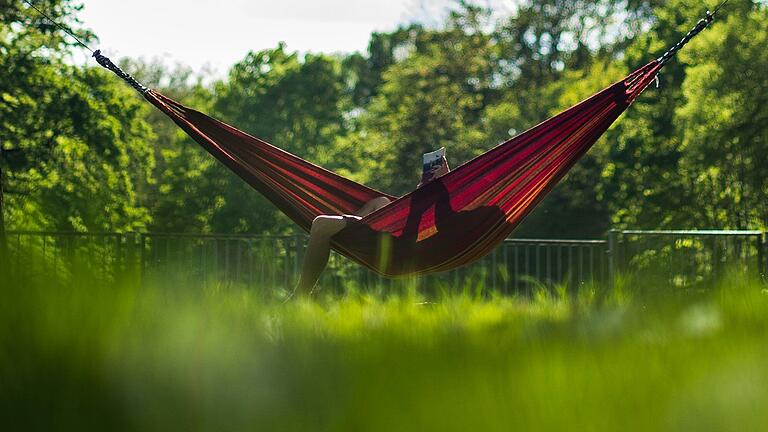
[432,159,450,178]
[417,157,450,188]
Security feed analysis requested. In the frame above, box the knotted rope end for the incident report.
[92,50,149,95]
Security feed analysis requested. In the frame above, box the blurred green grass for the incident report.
[2,267,768,431]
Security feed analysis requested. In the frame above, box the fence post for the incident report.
[759,232,766,281]
[294,235,304,288]
[608,229,619,285]
[124,232,141,282]
[138,233,145,286]
[764,232,767,282]
[0,228,6,269]
[0,163,7,265]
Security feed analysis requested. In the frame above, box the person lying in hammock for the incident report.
[295,151,451,296]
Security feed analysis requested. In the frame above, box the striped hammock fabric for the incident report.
[141,61,663,276]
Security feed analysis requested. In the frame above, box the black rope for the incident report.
[657,0,731,66]
[92,50,149,94]
[713,0,732,16]
[22,0,149,94]
[21,0,94,53]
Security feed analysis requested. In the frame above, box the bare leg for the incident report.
[295,215,350,296]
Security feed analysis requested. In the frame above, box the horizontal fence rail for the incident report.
[3,230,765,292]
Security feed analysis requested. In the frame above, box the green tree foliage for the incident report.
[348,5,498,194]
[1,0,154,232]
[601,0,767,231]
[675,4,768,230]
[4,0,767,238]
[342,25,424,106]
[119,58,221,233]
[598,0,709,230]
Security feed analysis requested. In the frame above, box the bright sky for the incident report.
[77,0,483,77]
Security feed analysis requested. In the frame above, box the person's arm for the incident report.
[353,197,392,217]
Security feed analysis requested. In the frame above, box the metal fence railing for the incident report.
[3,229,765,292]
[609,230,766,287]
[2,231,126,283]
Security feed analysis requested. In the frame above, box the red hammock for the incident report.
[133,61,661,276]
[91,9,718,276]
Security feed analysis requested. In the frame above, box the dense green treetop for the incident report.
[1,0,153,232]
[2,0,766,236]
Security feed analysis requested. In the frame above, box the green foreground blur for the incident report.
[2,267,767,431]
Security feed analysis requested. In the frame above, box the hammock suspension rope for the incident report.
[92,50,149,94]
[21,1,148,93]
[657,0,731,66]
[21,0,94,54]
